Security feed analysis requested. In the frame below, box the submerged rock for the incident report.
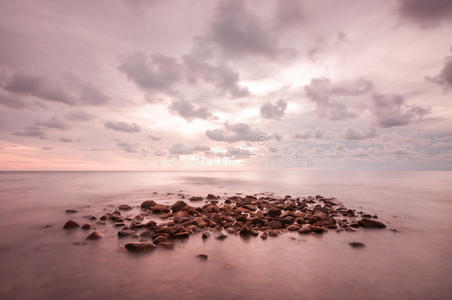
[216,233,228,240]
[81,224,91,230]
[358,218,386,229]
[189,196,203,202]
[159,242,174,249]
[86,231,103,240]
[63,220,79,230]
[202,232,211,239]
[141,200,157,209]
[125,242,156,252]
[65,209,77,214]
[349,242,365,248]
[197,254,208,260]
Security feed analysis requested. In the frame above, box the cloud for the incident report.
[344,127,377,140]
[397,0,452,27]
[148,135,161,141]
[209,0,296,61]
[225,147,252,159]
[427,54,452,90]
[105,121,141,133]
[304,77,373,121]
[169,99,212,121]
[1,69,108,106]
[274,0,305,30]
[260,99,287,119]
[58,137,73,143]
[36,116,68,130]
[65,110,94,122]
[0,90,42,110]
[294,130,312,139]
[115,140,138,153]
[371,93,429,128]
[183,54,250,98]
[14,125,46,139]
[169,143,210,155]
[206,122,265,143]
[41,146,53,151]
[118,52,183,94]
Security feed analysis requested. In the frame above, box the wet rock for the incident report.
[358,218,386,229]
[216,233,228,240]
[171,200,188,212]
[311,225,326,233]
[226,227,235,234]
[268,221,283,229]
[349,242,365,248]
[159,241,174,249]
[81,223,91,230]
[242,204,257,211]
[174,231,190,239]
[197,254,208,260]
[206,194,217,200]
[151,204,170,213]
[298,224,312,234]
[141,200,157,209]
[268,231,278,237]
[119,204,132,211]
[63,220,80,230]
[202,232,211,239]
[65,209,77,214]
[153,235,168,244]
[239,225,258,236]
[86,231,103,240]
[189,196,203,202]
[287,224,300,231]
[268,207,282,217]
[124,242,156,252]
[260,232,268,240]
[118,230,135,238]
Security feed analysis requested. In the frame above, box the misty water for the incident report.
[0,170,451,300]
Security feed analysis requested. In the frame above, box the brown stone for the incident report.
[358,218,386,229]
[119,204,132,211]
[63,220,79,230]
[124,242,156,252]
[86,231,103,240]
[141,200,157,209]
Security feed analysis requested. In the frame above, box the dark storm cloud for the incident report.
[205,122,265,143]
[105,121,141,133]
[398,0,452,27]
[0,90,41,110]
[344,127,377,140]
[304,77,373,121]
[260,99,287,119]
[1,70,108,106]
[371,93,429,128]
[14,125,46,139]
[118,53,184,94]
[169,99,212,121]
[115,140,138,153]
[210,0,297,61]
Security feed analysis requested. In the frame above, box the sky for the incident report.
[0,0,451,170]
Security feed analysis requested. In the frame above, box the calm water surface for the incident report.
[0,170,451,300]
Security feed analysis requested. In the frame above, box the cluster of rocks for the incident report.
[63,193,386,253]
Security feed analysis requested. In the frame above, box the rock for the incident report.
[358,218,386,229]
[216,233,228,240]
[141,200,157,209]
[63,220,79,230]
[268,231,278,237]
[226,227,235,234]
[242,204,258,211]
[260,232,268,240]
[174,231,190,239]
[119,204,132,211]
[202,232,211,239]
[298,224,312,234]
[86,231,103,240]
[349,242,365,248]
[287,224,300,231]
[206,194,217,200]
[151,204,170,213]
[189,196,203,202]
[153,235,168,244]
[268,207,282,217]
[239,225,258,236]
[197,254,208,260]
[311,225,326,233]
[159,242,174,249]
[171,200,188,212]
[117,230,135,238]
[81,223,91,230]
[124,242,156,252]
[65,209,77,214]
[268,220,283,229]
